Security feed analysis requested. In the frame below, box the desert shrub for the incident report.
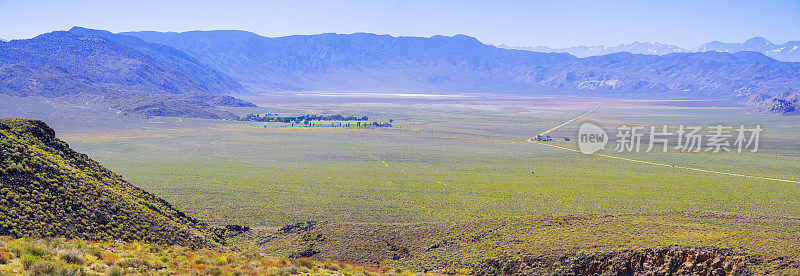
[24,261,82,276]
[26,261,57,276]
[87,247,103,260]
[243,250,259,259]
[73,241,86,250]
[295,258,315,269]
[61,250,84,265]
[323,261,340,271]
[264,267,283,276]
[21,253,38,270]
[10,245,24,256]
[57,264,85,276]
[205,266,222,276]
[0,251,9,264]
[106,266,124,276]
[117,257,143,268]
[21,243,50,257]
[103,253,119,266]
[277,258,288,267]
[147,260,166,270]
[44,238,62,249]
[84,253,98,265]
[215,255,228,265]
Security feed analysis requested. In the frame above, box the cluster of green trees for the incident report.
[239,114,369,123]
[304,121,392,128]
[240,113,393,127]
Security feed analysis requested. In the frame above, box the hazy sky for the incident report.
[1,0,798,48]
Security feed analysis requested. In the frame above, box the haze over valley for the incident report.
[2,1,800,274]
[3,26,800,122]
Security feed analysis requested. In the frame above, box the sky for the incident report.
[1,0,799,48]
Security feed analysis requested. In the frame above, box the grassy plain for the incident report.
[58,94,800,228]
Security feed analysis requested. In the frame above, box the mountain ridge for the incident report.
[502,41,689,57]
[67,27,246,95]
[0,29,255,119]
[502,36,800,62]
[122,30,576,92]
[4,27,800,116]
[121,30,800,114]
[697,37,800,62]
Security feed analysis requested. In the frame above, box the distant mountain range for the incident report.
[123,30,800,114]
[121,31,575,92]
[2,27,799,117]
[0,27,254,119]
[697,37,800,63]
[502,42,688,58]
[501,37,800,62]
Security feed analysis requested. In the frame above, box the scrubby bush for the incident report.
[205,266,222,276]
[12,243,51,258]
[0,251,9,264]
[26,261,57,275]
[323,261,340,271]
[57,264,85,276]
[21,253,38,270]
[117,257,143,268]
[295,257,316,269]
[87,247,103,260]
[106,266,124,276]
[60,250,84,265]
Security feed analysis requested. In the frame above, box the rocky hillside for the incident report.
[475,246,756,275]
[745,91,800,115]
[0,119,220,246]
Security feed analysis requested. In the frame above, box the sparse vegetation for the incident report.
[252,212,800,274]
[0,237,403,275]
